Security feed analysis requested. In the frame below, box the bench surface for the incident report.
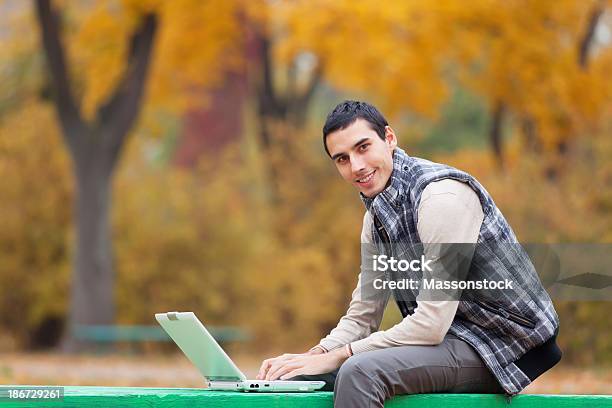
[1,386,610,407]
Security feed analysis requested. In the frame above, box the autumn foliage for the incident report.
[0,0,610,363]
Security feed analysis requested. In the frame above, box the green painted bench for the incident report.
[0,387,610,407]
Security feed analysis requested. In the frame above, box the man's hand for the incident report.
[256,347,324,380]
[257,347,350,381]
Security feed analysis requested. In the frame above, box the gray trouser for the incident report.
[291,333,504,407]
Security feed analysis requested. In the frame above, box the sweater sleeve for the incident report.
[314,211,391,352]
[350,179,484,354]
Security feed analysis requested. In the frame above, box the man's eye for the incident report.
[359,144,369,151]
[337,156,348,164]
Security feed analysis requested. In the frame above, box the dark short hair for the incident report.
[322,100,388,156]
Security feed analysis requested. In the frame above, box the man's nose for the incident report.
[351,154,366,174]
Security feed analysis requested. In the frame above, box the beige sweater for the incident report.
[315,179,484,354]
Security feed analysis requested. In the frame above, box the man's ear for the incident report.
[384,126,397,149]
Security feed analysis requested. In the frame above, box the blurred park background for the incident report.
[0,0,610,392]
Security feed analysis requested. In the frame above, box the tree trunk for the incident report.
[249,28,322,205]
[489,101,505,168]
[35,0,158,351]
[61,147,114,351]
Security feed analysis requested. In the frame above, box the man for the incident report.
[257,101,561,407]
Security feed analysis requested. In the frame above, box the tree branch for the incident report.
[291,62,323,127]
[97,13,158,166]
[286,58,297,105]
[257,33,284,118]
[299,62,322,108]
[35,0,84,152]
[578,0,605,69]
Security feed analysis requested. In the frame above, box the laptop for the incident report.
[155,311,325,392]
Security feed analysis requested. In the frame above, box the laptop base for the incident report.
[208,380,325,392]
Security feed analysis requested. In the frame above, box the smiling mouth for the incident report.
[356,170,376,184]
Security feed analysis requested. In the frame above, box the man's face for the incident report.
[326,118,397,198]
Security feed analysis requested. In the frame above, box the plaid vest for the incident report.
[361,147,560,395]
